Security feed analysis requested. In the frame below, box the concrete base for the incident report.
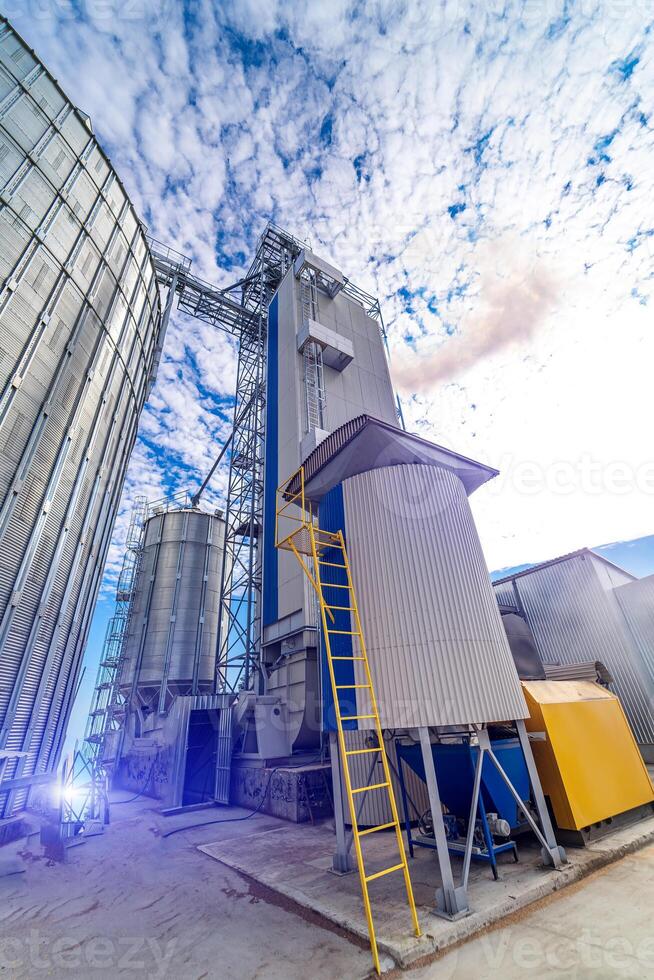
[230,760,332,823]
[555,801,654,846]
[199,815,654,970]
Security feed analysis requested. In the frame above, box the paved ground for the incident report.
[199,811,654,969]
[0,794,652,978]
[404,843,654,979]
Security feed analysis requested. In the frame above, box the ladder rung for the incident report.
[365,862,405,883]
[351,781,389,795]
[335,683,370,689]
[320,582,350,589]
[331,655,365,661]
[327,628,361,636]
[358,821,396,837]
[316,536,343,547]
[345,746,381,756]
[325,604,354,611]
[318,560,347,568]
[341,713,376,721]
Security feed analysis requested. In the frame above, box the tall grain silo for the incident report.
[0,19,165,818]
[119,507,226,716]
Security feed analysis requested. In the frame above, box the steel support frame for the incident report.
[214,266,266,694]
[146,226,385,697]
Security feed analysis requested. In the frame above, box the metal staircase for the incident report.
[275,467,421,974]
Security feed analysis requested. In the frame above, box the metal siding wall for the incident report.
[262,292,279,627]
[0,19,163,817]
[493,581,518,608]
[318,482,356,731]
[263,265,397,648]
[120,510,225,694]
[345,732,430,827]
[613,576,654,692]
[505,556,654,745]
[342,464,527,729]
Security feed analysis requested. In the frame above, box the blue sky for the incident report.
[12,1,654,741]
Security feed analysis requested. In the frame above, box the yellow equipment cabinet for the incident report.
[522,680,654,835]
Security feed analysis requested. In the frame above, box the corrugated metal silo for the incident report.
[119,508,226,713]
[0,19,164,817]
[294,417,529,733]
[328,463,528,730]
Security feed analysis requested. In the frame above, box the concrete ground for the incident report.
[199,812,654,970]
[404,845,654,979]
[0,793,652,978]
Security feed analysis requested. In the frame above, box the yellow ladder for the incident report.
[276,468,421,974]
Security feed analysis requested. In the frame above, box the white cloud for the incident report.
[11,0,654,587]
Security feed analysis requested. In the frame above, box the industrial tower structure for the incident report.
[145,226,392,700]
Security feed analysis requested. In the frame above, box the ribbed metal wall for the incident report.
[341,464,527,729]
[0,20,163,817]
[493,555,654,746]
[613,575,654,693]
[345,731,429,827]
[493,580,518,608]
[119,510,225,700]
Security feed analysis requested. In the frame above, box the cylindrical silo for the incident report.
[0,19,164,817]
[318,463,528,731]
[119,509,226,714]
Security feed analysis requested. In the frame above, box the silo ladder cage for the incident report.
[275,466,421,974]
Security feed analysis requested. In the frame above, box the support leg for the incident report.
[395,750,415,858]
[461,745,484,890]
[418,728,469,918]
[478,802,499,881]
[329,732,355,874]
[515,719,567,868]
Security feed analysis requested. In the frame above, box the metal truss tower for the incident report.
[84,496,148,769]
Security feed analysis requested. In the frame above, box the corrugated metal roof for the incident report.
[288,414,498,502]
[543,661,613,684]
[493,548,637,587]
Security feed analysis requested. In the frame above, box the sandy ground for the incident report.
[0,795,372,979]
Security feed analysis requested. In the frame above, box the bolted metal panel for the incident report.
[0,18,163,817]
[493,554,654,746]
[119,509,226,701]
[340,463,528,729]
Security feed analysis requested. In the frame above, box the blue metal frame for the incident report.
[395,740,519,880]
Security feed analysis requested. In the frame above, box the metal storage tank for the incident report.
[292,417,529,731]
[325,463,528,729]
[119,508,226,714]
[0,19,164,817]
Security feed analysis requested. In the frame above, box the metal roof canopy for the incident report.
[492,547,637,587]
[288,415,498,503]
